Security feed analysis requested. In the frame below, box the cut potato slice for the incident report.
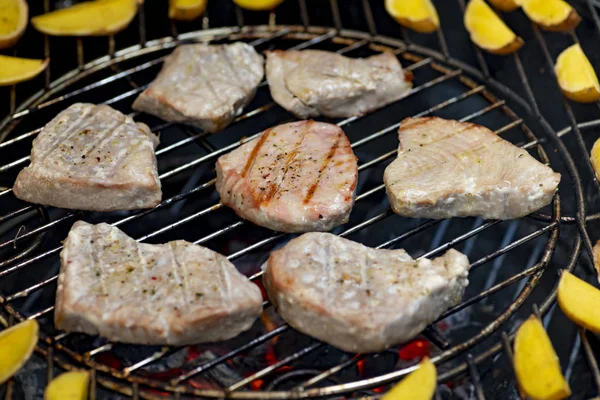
[31,0,139,36]
[555,44,600,103]
[593,240,600,283]
[464,0,524,55]
[0,0,28,49]
[385,0,439,33]
[0,55,49,86]
[0,319,39,384]
[169,0,207,21]
[558,271,600,333]
[521,0,580,32]
[591,141,600,183]
[233,0,284,11]
[381,358,436,400]
[487,0,520,12]
[514,315,571,400]
[44,370,90,400]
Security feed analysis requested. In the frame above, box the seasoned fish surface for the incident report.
[384,117,561,220]
[263,232,470,353]
[216,121,358,233]
[55,221,263,345]
[13,103,161,211]
[266,49,412,118]
[133,43,264,132]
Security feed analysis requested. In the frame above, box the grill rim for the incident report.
[0,23,573,398]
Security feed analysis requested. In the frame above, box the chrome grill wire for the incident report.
[0,0,598,398]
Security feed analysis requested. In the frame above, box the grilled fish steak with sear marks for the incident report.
[266,49,412,118]
[384,117,561,220]
[133,42,264,133]
[263,232,470,353]
[55,221,263,345]
[216,120,358,233]
[13,103,161,211]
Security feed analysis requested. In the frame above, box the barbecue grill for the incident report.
[1,0,600,398]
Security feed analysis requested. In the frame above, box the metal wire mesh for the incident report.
[0,0,600,399]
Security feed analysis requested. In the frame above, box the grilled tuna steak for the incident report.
[265,49,412,119]
[133,43,264,132]
[263,232,470,353]
[13,103,161,211]
[216,121,358,233]
[55,221,263,345]
[384,117,561,220]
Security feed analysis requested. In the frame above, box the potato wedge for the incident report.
[593,240,600,282]
[31,0,139,36]
[558,271,600,333]
[521,0,580,32]
[464,0,524,55]
[514,315,571,400]
[487,0,520,12]
[555,44,600,103]
[0,0,28,49]
[0,55,49,86]
[385,0,439,33]
[44,370,89,400]
[0,319,39,384]
[169,0,207,21]
[233,0,284,11]
[381,358,436,400]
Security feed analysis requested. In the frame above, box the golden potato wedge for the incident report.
[0,319,39,384]
[0,0,28,49]
[169,0,207,21]
[521,0,580,32]
[514,315,571,400]
[385,0,439,33]
[487,0,520,12]
[381,358,436,400]
[0,55,49,86]
[31,0,140,36]
[464,0,524,55]
[555,44,600,103]
[558,271,600,333]
[593,240,600,282]
[44,370,89,400]
[233,0,284,11]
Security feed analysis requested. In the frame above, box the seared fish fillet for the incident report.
[384,117,561,220]
[216,121,358,233]
[13,103,161,211]
[266,49,412,118]
[263,232,470,353]
[133,43,264,132]
[55,221,263,345]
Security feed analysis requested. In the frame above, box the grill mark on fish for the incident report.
[218,258,234,310]
[260,121,313,204]
[92,227,108,300]
[170,243,190,312]
[77,118,126,168]
[37,106,94,163]
[303,133,341,204]
[133,242,155,320]
[222,46,247,92]
[241,128,273,178]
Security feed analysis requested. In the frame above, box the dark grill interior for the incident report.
[1,1,600,399]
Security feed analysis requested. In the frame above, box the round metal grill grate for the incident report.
[1,0,600,398]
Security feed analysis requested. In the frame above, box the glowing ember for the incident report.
[96,352,123,369]
[250,379,265,390]
[356,359,365,376]
[398,339,430,361]
[373,386,387,393]
[265,346,278,366]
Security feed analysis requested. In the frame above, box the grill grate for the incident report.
[1,0,600,399]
